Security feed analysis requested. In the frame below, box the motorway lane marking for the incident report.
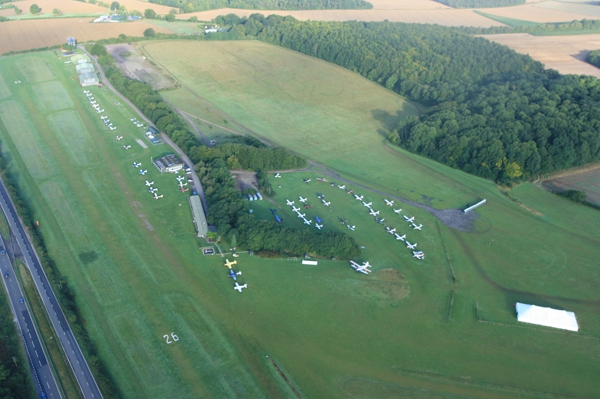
[35,350,39,358]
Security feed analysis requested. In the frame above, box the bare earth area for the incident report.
[179,7,504,27]
[0,19,174,55]
[12,0,106,14]
[481,33,600,78]
[105,43,176,90]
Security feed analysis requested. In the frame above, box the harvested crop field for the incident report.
[0,19,174,55]
[116,0,176,14]
[366,0,451,9]
[179,8,504,27]
[11,0,106,15]
[481,33,600,77]
[543,169,600,205]
[479,3,592,23]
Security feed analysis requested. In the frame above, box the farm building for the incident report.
[516,303,579,331]
[189,195,208,237]
[76,62,95,74]
[153,154,184,173]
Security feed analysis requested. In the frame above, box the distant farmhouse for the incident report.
[153,154,184,173]
[93,14,141,23]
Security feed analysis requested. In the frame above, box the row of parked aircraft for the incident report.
[286,199,324,229]
[176,175,189,193]
[130,117,144,128]
[224,259,247,292]
[133,162,163,199]
[84,90,112,129]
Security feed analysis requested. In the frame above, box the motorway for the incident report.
[0,178,103,399]
[0,239,61,399]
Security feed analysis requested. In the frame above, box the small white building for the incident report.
[516,303,579,331]
[153,154,184,173]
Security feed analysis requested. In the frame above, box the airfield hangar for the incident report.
[153,154,184,173]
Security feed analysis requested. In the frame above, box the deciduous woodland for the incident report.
[214,15,600,183]
[148,0,372,12]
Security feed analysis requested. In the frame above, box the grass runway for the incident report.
[0,46,600,399]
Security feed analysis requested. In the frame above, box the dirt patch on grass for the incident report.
[366,268,409,301]
[106,43,176,90]
[232,170,258,192]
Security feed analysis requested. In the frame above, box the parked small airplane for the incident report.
[375,217,385,225]
[404,215,415,223]
[322,200,331,207]
[304,219,312,225]
[369,209,380,216]
[133,162,141,168]
[406,242,417,250]
[303,179,311,183]
[97,109,104,113]
[153,193,163,200]
[100,115,107,119]
[136,123,143,127]
[317,193,325,199]
[362,201,372,208]
[338,185,345,189]
[315,223,323,230]
[395,233,406,241]
[123,145,131,150]
[412,223,423,230]
[115,135,123,141]
[292,206,300,213]
[274,173,281,178]
[393,208,402,214]
[148,187,158,194]
[385,199,394,206]
[354,194,363,201]
[350,260,372,274]
[109,126,116,131]
[234,282,248,292]
[413,251,425,260]
[180,186,189,193]
[176,175,186,182]
[224,259,237,269]
[286,199,294,206]
[145,180,154,187]
[315,216,323,224]
[297,212,306,218]
[228,269,238,281]
[299,196,307,203]
[386,227,396,234]
[130,118,137,121]
[139,170,147,175]
[347,224,355,231]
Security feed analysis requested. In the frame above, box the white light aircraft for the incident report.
[315,223,323,230]
[412,223,422,230]
[136,123,143,127]
[234,282,248,292]
[385,199,394,206]
[404,215,415,223]
[322,200,331,207]
[303,179,311,183]
[101,115,107,120]
[153,193,163,200]
[97,109,105,113]
[304,219,312,225]
[413,251,425,260]
[123,145,131,150]
[286,199,294,206]
[354,194,363,201]
[369,209,379,216]
[386,227,396,234]
[145,180,154,187]
[299,196,307,203]
[139,169,147,175]
[338,185,345,189]
[176,176,185,182]
[362,201,372,208]
[347,224,355,231]
[395,233,406,241]
[274,173,281,178]
[133,162,141,168]
[292,206,300,213]
[393,208,402,214]
[406,242,417,250]
[298,213,306,218]
[109,126,116,131]
[350,260,372,274]
[115,136,123,140]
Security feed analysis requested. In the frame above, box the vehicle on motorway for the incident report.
[3,272,8,278]
[1,248,5,254]
[19,297,24,304]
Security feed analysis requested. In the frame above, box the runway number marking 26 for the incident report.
[163,332,179,344]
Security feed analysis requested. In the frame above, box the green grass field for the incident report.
[1,45,600,399]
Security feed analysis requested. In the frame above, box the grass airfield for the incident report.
[0,46,599,399]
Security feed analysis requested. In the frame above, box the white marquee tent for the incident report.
[516,303,579,331]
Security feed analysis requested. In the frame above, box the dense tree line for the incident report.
[199,156,360,258]
[462,18,600,35]
[93,41,358,258]
[204,16,600,182]
[434,0,523,8]
[0,147,120,398]
[0,284,32,398]
[148,0,372,13]
[586,49,600,68]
